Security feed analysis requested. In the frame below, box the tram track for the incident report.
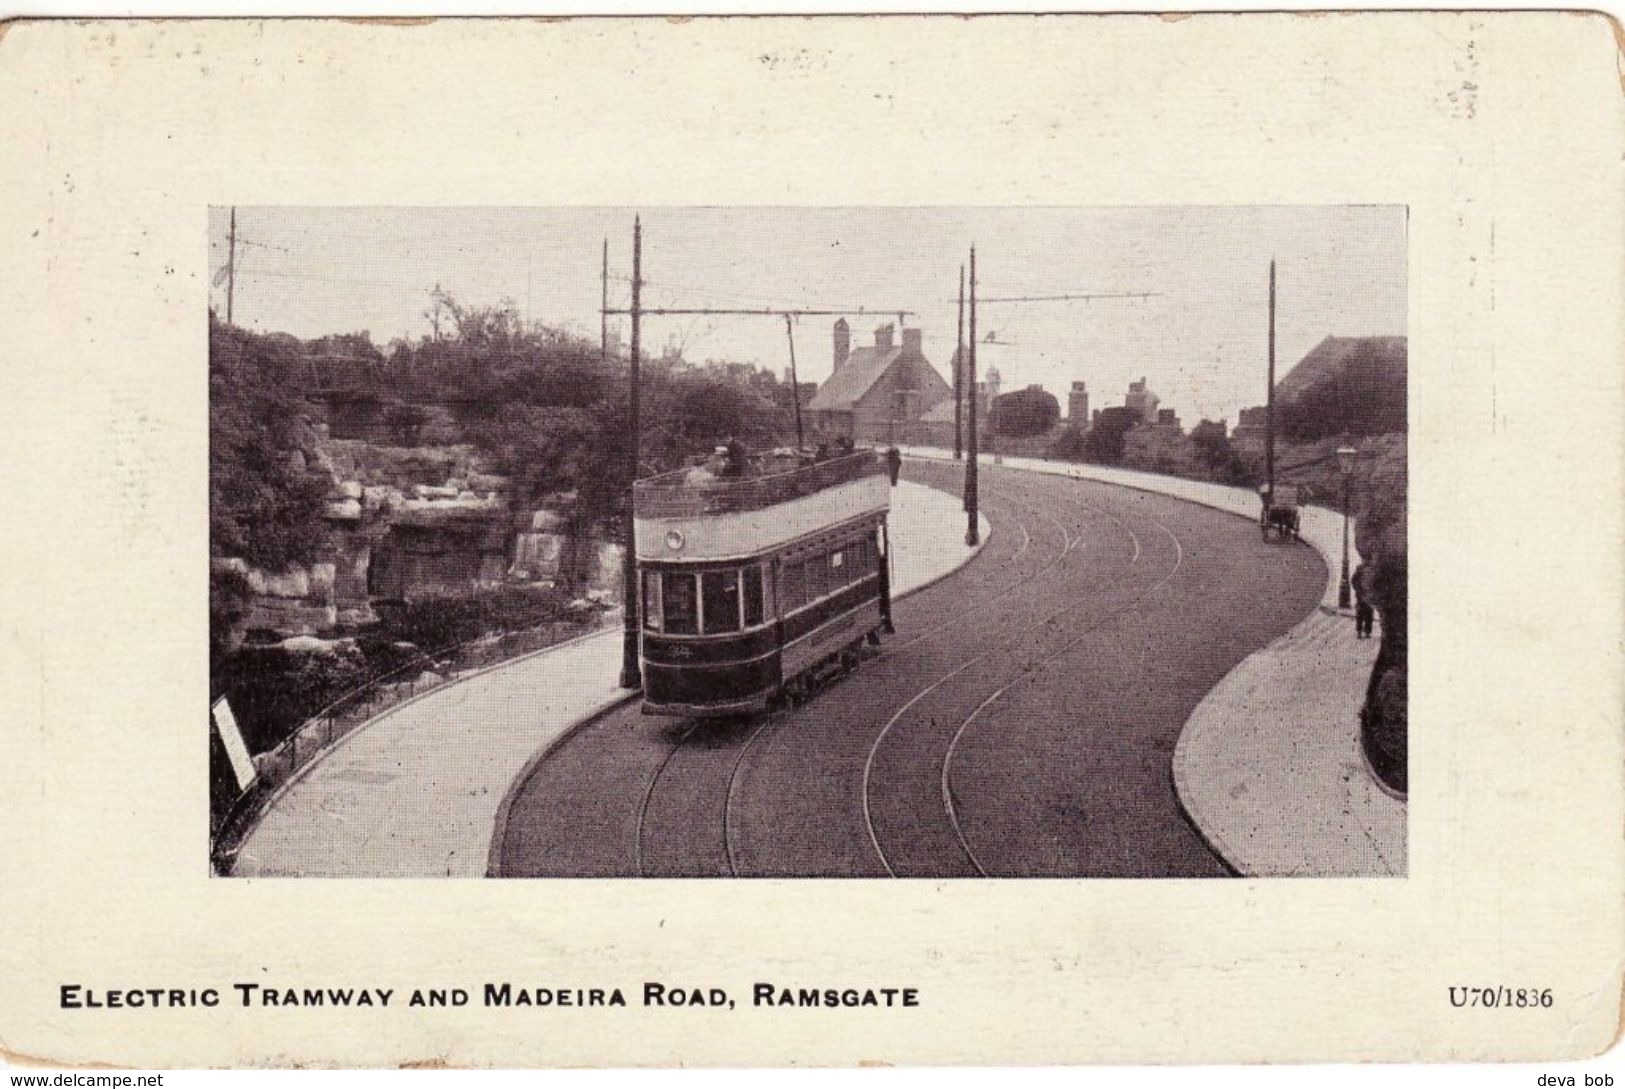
[496,461,1324,879]
[937,507,1186,876]
[859,471,1173,877]
[634,467,1076,878]
[726,467,1121,876]
[643,463,1144,877]
[637,475,1060,877]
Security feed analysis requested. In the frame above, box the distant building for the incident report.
[1068,381,1090,424]
[1125,376,1160,423]
[808,322,952,444]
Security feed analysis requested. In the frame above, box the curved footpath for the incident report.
[231,480,989,878]
[899,445,1405,877]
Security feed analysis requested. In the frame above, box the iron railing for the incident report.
[209,614,610,875]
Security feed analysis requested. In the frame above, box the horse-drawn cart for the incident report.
[1259,485,1302,542]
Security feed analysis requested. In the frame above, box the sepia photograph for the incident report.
[208,205,1408,880]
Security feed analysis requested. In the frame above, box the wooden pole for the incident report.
[1266,259,1277,501]
[954,264,965,462]
[226,207,237,326]
[965,246,980,546]
[620,218,643,689]
[784,313,805,450]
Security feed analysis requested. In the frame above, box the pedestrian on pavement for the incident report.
[1352,562,1376,639]
[884,446,902,486]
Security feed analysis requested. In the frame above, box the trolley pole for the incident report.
[1265,259,1276,502]
[954,264,965,462]
[619,218,643,690]
[965,246,980,546]
[784,313,805,450]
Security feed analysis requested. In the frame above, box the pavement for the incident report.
[230,479,988,878]
[900,445,1406,877]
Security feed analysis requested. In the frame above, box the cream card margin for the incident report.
[0,13,1621,1068]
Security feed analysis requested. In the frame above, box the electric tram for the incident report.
[632,448,893,717]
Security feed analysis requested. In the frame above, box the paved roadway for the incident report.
[495,460,1325,879]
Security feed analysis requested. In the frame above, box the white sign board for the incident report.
[210,697,256,793]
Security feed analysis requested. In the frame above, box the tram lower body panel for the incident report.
[640,627,784,717]
[639,577,886,717]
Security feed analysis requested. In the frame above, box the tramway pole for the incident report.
[965,246,980,546]
[784,313,805,449]
[619,218,643,690]
[954,264,965,463]
[1265,258,1277,504]
[226,207,237,326]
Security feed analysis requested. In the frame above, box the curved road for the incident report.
[496,460,1325,879]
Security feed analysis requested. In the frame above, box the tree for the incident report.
[990,388,1060,438]
[1084,407,1137,465]
[209,316,331,571]
[1279,341,1407,441]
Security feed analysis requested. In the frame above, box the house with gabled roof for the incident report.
[807,320,952,445]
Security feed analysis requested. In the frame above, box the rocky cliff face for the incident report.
[216,421,626,644]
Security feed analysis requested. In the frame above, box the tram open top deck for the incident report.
[633,450,891,564]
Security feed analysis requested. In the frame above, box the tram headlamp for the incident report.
[664,529,685,552]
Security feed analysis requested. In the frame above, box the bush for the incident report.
[377,585,572,652]
[385,403,431,445]
[991,388,1060,438]
[214,642,371,754]
[1048,426,1089,462]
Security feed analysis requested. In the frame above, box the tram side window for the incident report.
[742,566,764,627]
[806,551,831,600]
[642,571,661,631]
[662,572,699,634]
[781,561,806,612]
[702,570,741,634]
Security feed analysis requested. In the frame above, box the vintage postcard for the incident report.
[0,13,1620,1070]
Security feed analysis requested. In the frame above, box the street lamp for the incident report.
[1336,442,1358,609]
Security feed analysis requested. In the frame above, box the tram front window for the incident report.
[702,570,741,633]
[662,572,698,634]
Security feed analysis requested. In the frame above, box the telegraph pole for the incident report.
[954,264,965,462]
[620,218,643,690]
[965,246,980,546]
[600,238,609,363]
[784,314,806,449]
[1265,259,1277,501]
[225,207,237,326]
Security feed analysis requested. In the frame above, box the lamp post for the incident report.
[1336,442,1358,609]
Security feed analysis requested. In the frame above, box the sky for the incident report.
[207,206,1406,426]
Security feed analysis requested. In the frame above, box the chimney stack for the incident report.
[833,318,850,370]
[901,327,923,353]
[874,323,895,351]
